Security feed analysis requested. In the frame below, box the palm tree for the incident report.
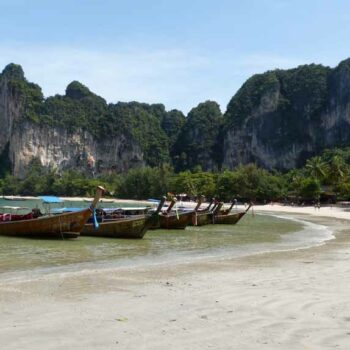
[291,172,304,204]
[328,155,348,185]
[305,156,328,181]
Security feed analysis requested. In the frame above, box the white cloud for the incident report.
[0,45,213,113]
[0,45,339,114]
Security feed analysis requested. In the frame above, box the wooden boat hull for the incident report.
[190,212,213,226]
[82,215,150,239]
[81,196,166,239]
[214,211,247,225]
[151,211,193,230]
[0,209,92,239]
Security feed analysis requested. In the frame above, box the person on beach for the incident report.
[314,200,321,210]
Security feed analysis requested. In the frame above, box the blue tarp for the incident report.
[148,199,160,203]
[39,196,63,204]
[51,207,83,213]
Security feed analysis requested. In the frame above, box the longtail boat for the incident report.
[189,197,251,226]
[214,203,251,224]
[0,186,104,239]
[158,210,194,229]
[150,198,194,229]
[81,197,166,239]
[219,199,238,215]
[190,196,214,226]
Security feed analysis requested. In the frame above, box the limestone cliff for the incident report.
[10,122,144,177]
[3,57,350,177]
[0,64,25,157]
[223,59,350,170]
[172,101,223,171]
[0,64,144,178]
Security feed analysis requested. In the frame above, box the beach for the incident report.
[1,206,350,349]
[2,1,350,349]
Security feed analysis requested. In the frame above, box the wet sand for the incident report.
[1,210,350,349]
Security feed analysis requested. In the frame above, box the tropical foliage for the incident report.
[2,148,350,201]
[172,101,223,171]
[3,63,350,202]
[225,64,330,126]
[223,64,331,147]
[1,65,177,167]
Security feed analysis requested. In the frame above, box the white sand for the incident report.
[1,207,350,349]
[254,202,350,219]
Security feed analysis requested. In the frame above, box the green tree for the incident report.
[170,171,198,197]
[51,170,101,196]
[284,169,305,198]
[305,156,328,181]
[1,174,20,195]
[336,181,350,200]
[217,164,285,201]
[161,109,186,149]
[118,166,171,199]
[216,170,238,201]
[172,101,223,171]
[327,155,348,186]
[299,177,321,200]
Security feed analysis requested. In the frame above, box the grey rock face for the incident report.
[0,66,144,178]
[10,122,144,177]
[3,58,350,177]
[0,70,23,156]
[223,59,350,170]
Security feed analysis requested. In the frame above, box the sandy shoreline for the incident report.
[1,209,350,349]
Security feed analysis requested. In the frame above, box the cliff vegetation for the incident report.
[2,57,350,185]
[2,148,350,202]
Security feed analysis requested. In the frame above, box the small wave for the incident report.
[264,213,334,247]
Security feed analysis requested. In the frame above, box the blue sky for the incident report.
[1,0,350,113]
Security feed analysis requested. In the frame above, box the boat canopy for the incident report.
[39,196,63,204]
[103,207,149,212]
[148,199,160,203]
[51,207,150,214]
[51,207,82,214]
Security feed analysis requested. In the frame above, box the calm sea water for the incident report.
[0,199,334,279]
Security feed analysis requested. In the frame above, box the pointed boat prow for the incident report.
[246,202,253,213]
[214,202,224,214]
[156,196,167,214]
[194,195,204,212]
[206,198,214,211]
[166,197,177,213]
[227,199,236,212]
[91,186,105,210]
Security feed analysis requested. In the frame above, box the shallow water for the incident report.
[0,202,334,279]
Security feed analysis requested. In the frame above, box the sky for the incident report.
[0,0,350,113]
